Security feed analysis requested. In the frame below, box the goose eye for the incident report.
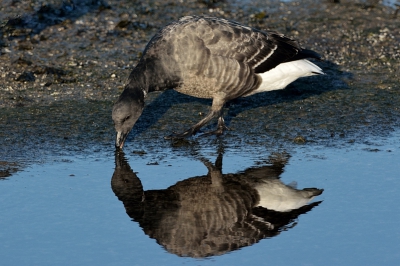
[123,115,130,122]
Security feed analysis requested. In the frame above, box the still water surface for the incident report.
[1,132,399,265]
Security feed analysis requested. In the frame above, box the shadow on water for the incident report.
[128,59,351,141]
[111,150,323,258]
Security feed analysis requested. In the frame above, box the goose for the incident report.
[111,151,323,257]
[112,15,324,148]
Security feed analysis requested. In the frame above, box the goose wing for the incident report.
[175,16,308,74]
[140,16,321,99]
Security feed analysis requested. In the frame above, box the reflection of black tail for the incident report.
[111,151,323,258]
[252,201,322,231]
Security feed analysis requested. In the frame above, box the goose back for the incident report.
[135,16,318,100]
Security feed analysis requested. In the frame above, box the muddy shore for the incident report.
[1,0,399,173]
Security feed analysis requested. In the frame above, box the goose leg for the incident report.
[200,115,230,137]
[165,95,227,139]
[164,109,218,139]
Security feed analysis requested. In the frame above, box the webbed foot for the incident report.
[199,124,230,137]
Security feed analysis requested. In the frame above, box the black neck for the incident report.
[125,63,149,96]
[127,57,181,95]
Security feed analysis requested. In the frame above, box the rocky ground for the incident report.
[0,0,399,174]
[1,0,398,107]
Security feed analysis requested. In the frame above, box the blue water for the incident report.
[1,132,400,265]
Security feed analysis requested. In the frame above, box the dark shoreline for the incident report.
[1,0,399,170]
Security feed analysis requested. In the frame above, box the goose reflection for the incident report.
[111,151,323,258]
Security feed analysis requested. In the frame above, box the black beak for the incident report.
[115,131,128,149]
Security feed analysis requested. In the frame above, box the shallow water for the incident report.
[1,131,399,265]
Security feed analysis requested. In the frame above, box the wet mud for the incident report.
[1,0,399,170]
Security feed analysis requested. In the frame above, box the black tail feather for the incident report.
[289,49,322,62]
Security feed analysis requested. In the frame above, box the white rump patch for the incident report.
[254,179,317,212]
[247,59,324,96]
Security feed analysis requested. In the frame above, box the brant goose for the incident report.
[112,15,324,148]
[112,151,323,257]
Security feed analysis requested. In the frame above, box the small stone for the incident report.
[293,136,307,144]
[16,71,35,82]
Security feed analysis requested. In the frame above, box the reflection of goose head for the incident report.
[111,151,323,258]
